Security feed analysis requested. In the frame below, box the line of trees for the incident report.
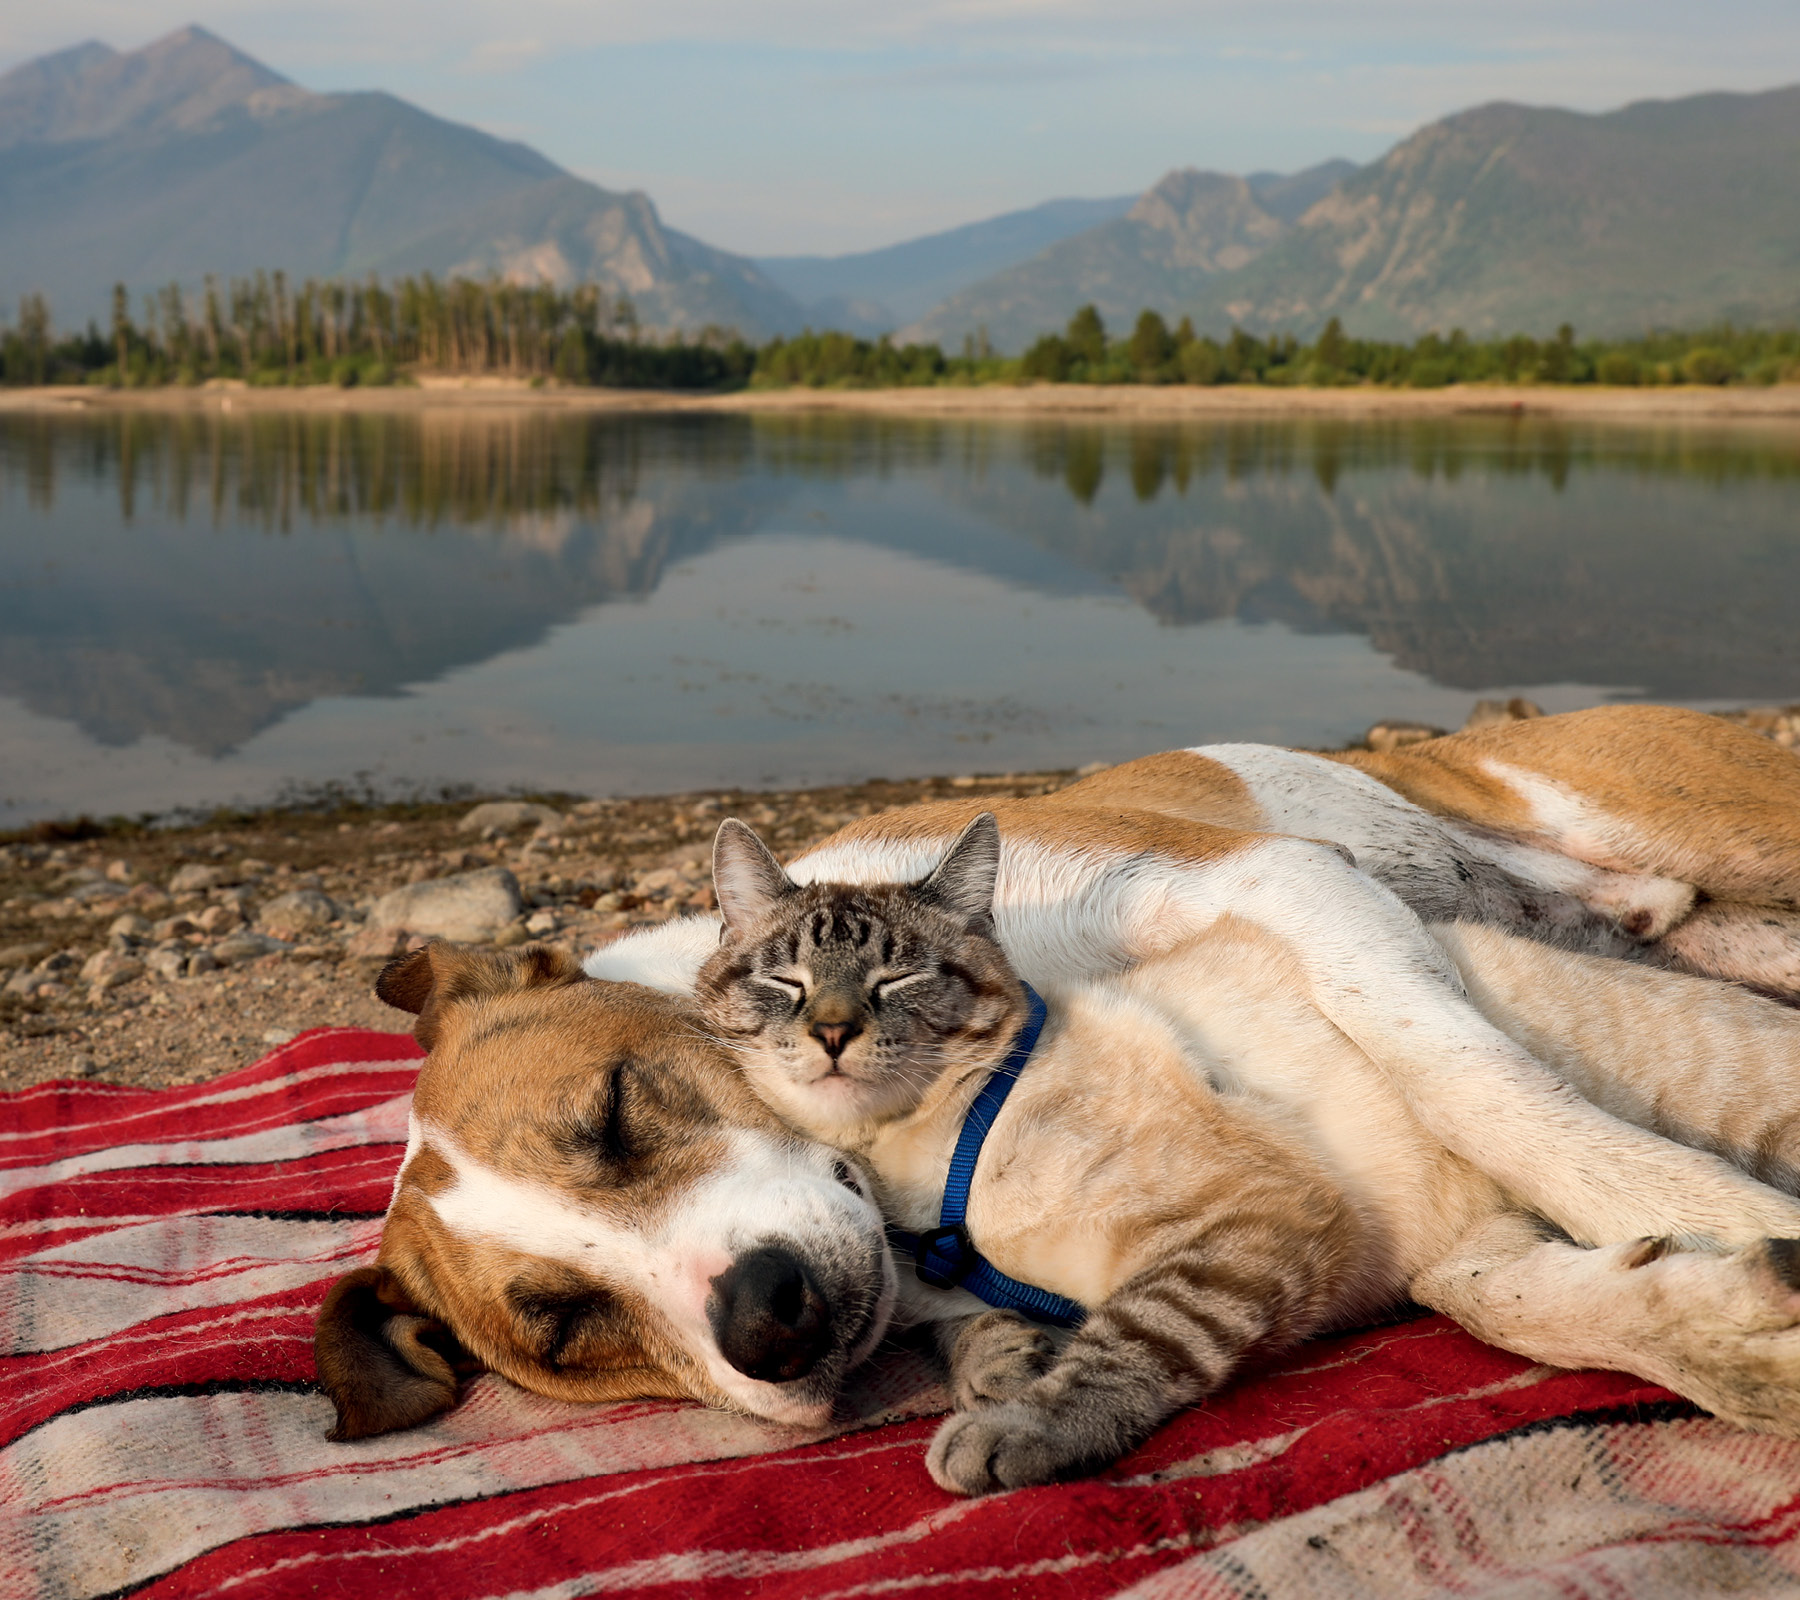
[3,276,1798,392]
[0,275,755,390]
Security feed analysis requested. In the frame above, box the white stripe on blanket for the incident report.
[2,1216,385,1353]
[0,1357,949,1600]
[0,1093,412,1199]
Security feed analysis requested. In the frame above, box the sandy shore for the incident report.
[5,377,1800,421]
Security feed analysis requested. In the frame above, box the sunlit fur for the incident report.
[698,814,1020,1141]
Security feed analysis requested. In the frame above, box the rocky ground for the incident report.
[0,771,1072,1093]
[4,701,1795,1095]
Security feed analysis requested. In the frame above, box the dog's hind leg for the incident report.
[1413,1212,1800,1438]
[1642,902,1800,1006]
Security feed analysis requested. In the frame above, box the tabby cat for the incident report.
[694,812,1373,1494]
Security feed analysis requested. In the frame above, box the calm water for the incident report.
[2,409,1798,826]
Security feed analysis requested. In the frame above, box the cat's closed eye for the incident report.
[871,972,929,1002]
[756,976,807,1007]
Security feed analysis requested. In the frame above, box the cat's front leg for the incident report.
[936,1309,1058,1409]
[926,1232,1326,1495]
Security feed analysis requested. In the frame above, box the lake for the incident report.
[2,406,1797,826]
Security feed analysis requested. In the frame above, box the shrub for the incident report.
[1179,340,1223,384]
[1682,347,1734,385]
[1595,351,1641,386]
[1407,359,1453,388]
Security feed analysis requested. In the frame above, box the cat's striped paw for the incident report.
[926,1401,1088,1495]
[949,1311,1056,1411]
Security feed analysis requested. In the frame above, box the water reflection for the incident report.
[1,409,1796,822]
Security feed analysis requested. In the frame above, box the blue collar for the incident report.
[885,982,1085,1329]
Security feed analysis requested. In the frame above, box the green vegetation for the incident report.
[3,281,1799,393]
[0,275,755,391]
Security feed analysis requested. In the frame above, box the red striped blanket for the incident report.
[5,1027,1800,1599]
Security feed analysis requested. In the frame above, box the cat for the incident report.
[694,811,1380,1493]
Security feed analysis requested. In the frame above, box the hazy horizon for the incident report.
[3,3,1798,257]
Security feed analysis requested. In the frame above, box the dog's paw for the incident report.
[949,1312,1056,1411]
[926,1402,1087,1495]
[1626,1237,1800,1436]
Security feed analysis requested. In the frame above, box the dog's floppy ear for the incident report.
[314,1265,462,1441]
[375,941,585,1051]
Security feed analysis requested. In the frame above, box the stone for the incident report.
[1462,697,1545,733]
[633,868,682,897]
[212,933,291,966]
[194,904,243,936]
[168,864,222,895]
[107,914,152,941]
[257,890,341,939]
[262,1027,299,1045]
[366,867,523,943]
[458,801,564,835]
[0,941,51,968]
[524,908,559,936]
[1364,720,1447,754]
[152,915,201,941]
[70,880,126,905]
[346,925,410,960]
[81,951,143,991]
[186,950,219,977]
[32,951,79,977]
[144,947,190,982]
[3,969,37,997]
[104,859,135,883]
[492,924,530,949]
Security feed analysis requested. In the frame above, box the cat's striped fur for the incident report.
[697,813,1377,1492]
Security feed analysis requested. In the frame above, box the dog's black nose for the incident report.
[708,1246,833,1383]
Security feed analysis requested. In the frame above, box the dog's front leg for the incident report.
[1206,839,1800,1247]
[1413,1211,1800,1437]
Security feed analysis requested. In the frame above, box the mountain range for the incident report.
[2,27,1797,346]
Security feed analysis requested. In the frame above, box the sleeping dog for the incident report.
[315,706,1800,1478]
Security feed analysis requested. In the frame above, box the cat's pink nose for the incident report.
[811,1019,861,1059]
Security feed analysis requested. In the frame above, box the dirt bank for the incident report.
[5,378,1800,422]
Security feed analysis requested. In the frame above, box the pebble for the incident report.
[457,801,564,835]
[1462,698,1545,732]
[167,864,223,894]
[366,867,523,944]
[1364,719,1448,753]
[262,1028,299,1045]
[211,933,292,966]
[257,890,341,939]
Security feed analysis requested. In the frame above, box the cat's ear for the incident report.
[917,812,1001,933]
[713,818,797,935]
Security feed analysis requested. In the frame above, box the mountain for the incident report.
[904,161,1355,350]
[0,27,807,336]
[910,86,1800,349]
[754,195,1136,336]
[1189,87,1800,339]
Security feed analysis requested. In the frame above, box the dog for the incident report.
[316,706,1800,1459]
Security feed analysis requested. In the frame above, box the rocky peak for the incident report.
[0,25,301,149]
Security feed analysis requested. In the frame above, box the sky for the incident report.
[3,3,1798,257]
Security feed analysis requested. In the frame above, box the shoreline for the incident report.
[5,378,1800,422]
[3,701,1795,1095]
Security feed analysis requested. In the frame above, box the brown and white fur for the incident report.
[692,812,1800,1492]
[315,706,1800,1487]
